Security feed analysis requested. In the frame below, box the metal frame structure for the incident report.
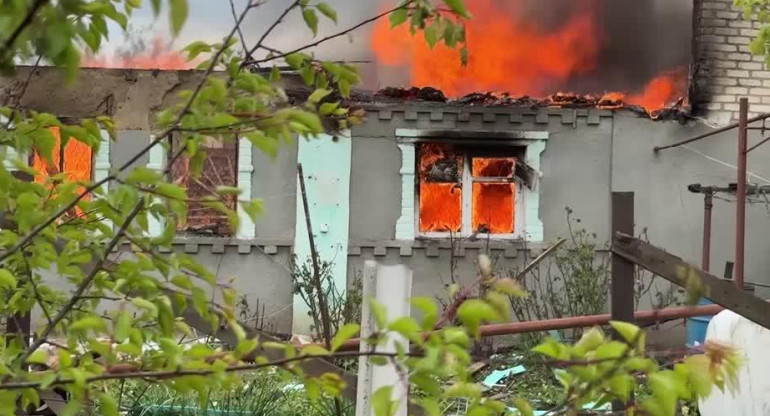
[654,98,770,288]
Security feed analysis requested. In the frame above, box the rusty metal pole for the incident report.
[735,98,748,288]
[702,192,713,272]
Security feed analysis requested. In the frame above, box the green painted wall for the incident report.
[293,133,352,334]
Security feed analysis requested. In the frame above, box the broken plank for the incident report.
[612,232,770,331]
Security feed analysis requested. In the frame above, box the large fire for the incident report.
[82,38,192,70]
[370,0,687,113]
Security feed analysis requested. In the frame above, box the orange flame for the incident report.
[83,38,192,70]
[371,0,686,112]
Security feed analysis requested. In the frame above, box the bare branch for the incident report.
[242,0,302,66]
[246,0,416,66]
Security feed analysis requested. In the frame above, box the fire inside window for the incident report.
[418,142,527,236]
[32,127,93,202]
[170,136,238,236]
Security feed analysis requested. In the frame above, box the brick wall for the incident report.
[694,0,770,121]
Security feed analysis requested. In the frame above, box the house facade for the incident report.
[3,0,770,337]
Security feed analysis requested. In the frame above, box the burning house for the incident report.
[4,0,770,339]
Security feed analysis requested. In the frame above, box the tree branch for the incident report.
[242,0,301,67]
[246,0,416,66]
[0,0,257,267]
[17,202,144,365]
[0,351,416,391]
[0,0,49,62]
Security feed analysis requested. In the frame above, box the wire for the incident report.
[681,144,770,184]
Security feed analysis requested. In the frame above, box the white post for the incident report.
[355,263,412,416]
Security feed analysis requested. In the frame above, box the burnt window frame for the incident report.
[415,140,527,240]
[30,129,95,182]
[169,134,239,237]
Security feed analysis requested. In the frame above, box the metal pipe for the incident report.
[332,304,726,351]
[653,111,770,152]
[736,98,748,288]
[702,192,713,272]
[747,134,770,153]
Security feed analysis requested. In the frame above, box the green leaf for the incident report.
[302,9,319,36]
[69,316,106,332]
[411,297,438,330]
[456,299,501,336]
[512,398,533,416]
[114,310,131,343]
[62,398,82,416]
[184,41,211,61]
[169,0,189,36]
[319,101,341,116]
[27,350,49,365]
[573,327,605,355]
[443,0,471,18]
[132,298,159,317]
[389,8,408,28]
[98,393,118,416]
[0,269,16,289]
[331,323,360,351]
[316,3,338,22]
[308,88,332,104]
[372,386,395,416]
[388,317,420,340]
[609,321,640,344]
[370,299,388,330]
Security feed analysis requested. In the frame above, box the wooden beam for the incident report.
[611,193,635,325]
[612,233,770,330]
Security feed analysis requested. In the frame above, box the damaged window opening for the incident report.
[32,127,94,215]
[170,136,238,237]
[417,142,526,237]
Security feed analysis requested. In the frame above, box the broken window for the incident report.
[170,136,238,236]
[417,143,525,237]
[32,127,94,215]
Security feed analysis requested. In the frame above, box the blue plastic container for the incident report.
[686,298,714,346]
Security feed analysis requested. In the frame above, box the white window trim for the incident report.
[147,136,255,238]
[395,128,547,242]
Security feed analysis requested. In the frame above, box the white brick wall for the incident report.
[696,0,770,120]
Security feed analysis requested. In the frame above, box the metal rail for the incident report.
[333,304,725,351]
[653,111,770,152]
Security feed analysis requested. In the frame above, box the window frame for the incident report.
[415,142,526,240]
[168,135,240,237]
[395,128,547,242]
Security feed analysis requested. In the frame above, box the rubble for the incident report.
[366,86,691,121]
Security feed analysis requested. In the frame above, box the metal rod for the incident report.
[297,164,333,348]
[702,192,713,272]
[332,304,727,351]
[736,98,748,288]
[747,134,770,153]
[653,111,770,152]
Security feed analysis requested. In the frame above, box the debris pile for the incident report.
[369,86,690,121]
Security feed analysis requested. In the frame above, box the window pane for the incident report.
[472,157,515,178]
[418,143,462,183]
[472,183,515,234]
[419,183,462,233]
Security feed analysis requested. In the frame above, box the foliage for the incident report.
[510,209,680,342]
[0,1,742,416]
[291,256,363,342]
[736,0,770,60]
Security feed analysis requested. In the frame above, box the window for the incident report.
[417,142,528,237]
[32,127,93,186]
[170,137,238,236]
